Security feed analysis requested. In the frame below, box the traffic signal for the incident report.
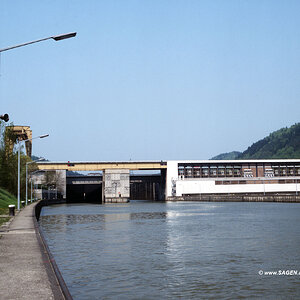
[67,161,75,167]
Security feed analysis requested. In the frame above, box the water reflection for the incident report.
[39,202,300,299]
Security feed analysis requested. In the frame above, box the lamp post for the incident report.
[26,158,44,205]
[1,32,74,208]
[0,32,76,53]
[17,134,49,210]
[31,176,33,202]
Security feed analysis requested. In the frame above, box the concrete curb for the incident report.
[0,202,72,300]
[34,201,73,300]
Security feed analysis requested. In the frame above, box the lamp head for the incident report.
[52,32,77,41]
[39,134,49,139]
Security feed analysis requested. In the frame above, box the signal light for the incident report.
[67,161,75,167]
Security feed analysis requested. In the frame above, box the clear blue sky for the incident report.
[1,0,299,161]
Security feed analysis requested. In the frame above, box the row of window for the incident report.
[215,179,299,185]
[178,167,241,178]
[178,165,300,178]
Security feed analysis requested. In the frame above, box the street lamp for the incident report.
[0,32,77,53]
[26,157,45,205]
[17,134,49,210]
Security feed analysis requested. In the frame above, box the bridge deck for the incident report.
[37,161,167,171]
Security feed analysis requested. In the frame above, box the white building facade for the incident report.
[166,160,300,199]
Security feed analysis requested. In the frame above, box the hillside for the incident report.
[211,123,300,160]
[0,188,17,225]
[211,151,241,160]
[238,123,300,159]
[0,188,17,212]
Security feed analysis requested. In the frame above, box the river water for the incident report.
[39,201,300,299]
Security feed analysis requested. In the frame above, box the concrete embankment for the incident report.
[0,202,71,300]
[168,194,300,202]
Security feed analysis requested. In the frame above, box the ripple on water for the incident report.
[39,202,300,299]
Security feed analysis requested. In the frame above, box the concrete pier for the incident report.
[0,204,68,300]
[102,169,130,203]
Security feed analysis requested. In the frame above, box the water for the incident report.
[39,201,300,299]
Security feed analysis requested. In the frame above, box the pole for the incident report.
[56,176,57,199]
[16,136,48,208]
[26,158,44,204]
[0,37,52,52]
[26,163,28,205]
[30,178,33,202]
[17,141,21,210]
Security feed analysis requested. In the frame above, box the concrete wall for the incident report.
[166,161,178,197]
[102,169,130,202]
[174,178,299,196]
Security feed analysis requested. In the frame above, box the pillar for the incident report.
[102,169,130,203]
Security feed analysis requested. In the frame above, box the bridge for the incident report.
[34,159,300,203]
[36,161,167,203]
[36,161,167,171]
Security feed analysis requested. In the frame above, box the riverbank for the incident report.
[0,202,68,300]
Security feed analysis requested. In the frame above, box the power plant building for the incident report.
[166,159,300,199]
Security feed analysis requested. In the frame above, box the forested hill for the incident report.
[238,123,300,159]
[210,151,241,160]
[211,123,300,160]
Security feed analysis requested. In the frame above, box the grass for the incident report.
[0,216,10,225]
[0,188,18,226]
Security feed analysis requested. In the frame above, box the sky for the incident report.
[1,0,300,162]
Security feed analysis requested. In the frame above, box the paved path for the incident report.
[0,204,64,300]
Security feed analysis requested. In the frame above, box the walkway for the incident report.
[0,203,65,300]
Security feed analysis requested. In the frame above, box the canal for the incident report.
[39,201,300,299]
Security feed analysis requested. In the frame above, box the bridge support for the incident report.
[159,168,167,201]
[102,169,130,203]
